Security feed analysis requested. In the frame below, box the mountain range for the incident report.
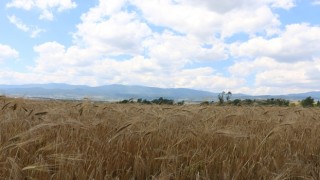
[0,83,319,102]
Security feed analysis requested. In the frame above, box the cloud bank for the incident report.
[6,0,77,20]
[2,0,320,95]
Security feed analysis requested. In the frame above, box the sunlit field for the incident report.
[1,96,320,179]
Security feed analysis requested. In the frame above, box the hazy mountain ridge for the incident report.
[0,83,319,101]
[0,84,216,101]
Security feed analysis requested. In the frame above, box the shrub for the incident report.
[118,98,134,104]
[289,102,297,107]
[142,99,151,104]
[232,99,241,106]
[200,101,209,106]
[177,101,185,105]
[265,98,290,106]
[151,97,174,105]
[242,99,254,105]
[137,98,142,103]
[301,96,314,107]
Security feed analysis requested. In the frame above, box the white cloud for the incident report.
[7,15,29,32]
[221,6,280,37]
[80,0,126,22]
[312,0,320,5]
[0,44,19,63]
[230,24,320,62]
[144,31,227,69]
[30,28,46,38]
[26,40,241,92]
[32,41,104,73]
[75,11,152,55]
[229,57,320,95]
[254,60,320,89]
[33,42,67,73]
[269,0,295,9]
[6,0,77,20]
[228,57,278,77]
[7,15,45,38]
[132,0,283,39]
[132,0,222,38]
[171,68,245,91]
[227,23,320,94]
[6,0,34,10]
[182,0,295,12]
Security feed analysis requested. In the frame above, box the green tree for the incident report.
[226,91,232,102]
[301,96,314,107]
[218,91,225,105]
[137,98,142,103]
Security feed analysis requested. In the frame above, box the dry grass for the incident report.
[1,96,320,179]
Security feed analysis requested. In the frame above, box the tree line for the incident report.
[118,97,184,105]
[118,92,320,108]
[216,91,320,108]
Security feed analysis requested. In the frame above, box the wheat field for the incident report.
[1,96,320,179]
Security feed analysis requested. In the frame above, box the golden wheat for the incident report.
[0,97,320,179]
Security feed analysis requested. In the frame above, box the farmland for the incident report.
[1,96,320,179]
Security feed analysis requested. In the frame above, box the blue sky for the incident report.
[1,0,320,95]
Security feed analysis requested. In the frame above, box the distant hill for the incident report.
[0,83,216,101]
[0,83,319,101]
